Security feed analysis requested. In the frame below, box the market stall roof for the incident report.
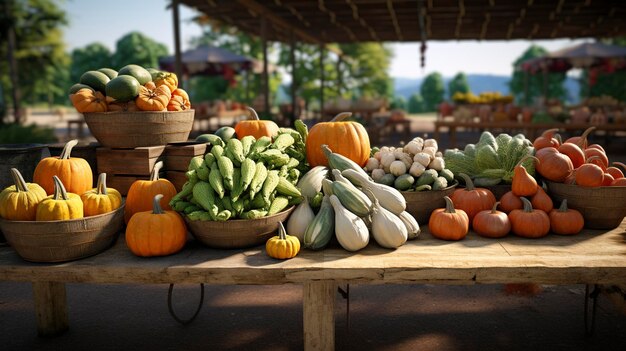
[520,42,626,73]
[179,0,626,44]
[159,45,253,76]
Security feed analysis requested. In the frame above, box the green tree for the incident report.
[70,43,114,83]
[112,32,168,69]
[448,72,470,99]
[338,43,393,99]
[391,96,407,110]
[408,93,425,113]
[0,0,68,120]
[420,72,445,112]
[509,45,567,105]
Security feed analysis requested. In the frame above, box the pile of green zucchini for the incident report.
[169,121,310,221]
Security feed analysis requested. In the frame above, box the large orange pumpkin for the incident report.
[306,112,370,167]
[235,107,279,140]
[70,88,108,113]
[124,161,177,223]
[167,89,191,111]
[450,173,496,224]
[428,196,469,241]
[33,139,93,195]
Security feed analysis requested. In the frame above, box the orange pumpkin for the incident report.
[167,89,191,111]
[549,199,584,235]
[606,162,625,179]
[530,186,553,213]
[450,173,496,224]
[70,88,108,113]
[499,191,523,214]
[108,100,138,112]
[472,202,511,238]
[153,71,178,92]
[584,148,608,171]
[602,173,615,186]
[575,160,604,187]
[533,128,560,150]
[565,126,596,149]
[126,194,187,257]
[611,178,626,186]
[33,139,93,195]
[136,84,171,111]
[306,112,371,167]
[124,161,177,224]
[428,196,469,241]
[508,197,550,239]
[557,142,585,169]
[235,107,280,140]
[535,147,573,183]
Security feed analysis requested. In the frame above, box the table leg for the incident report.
[32,281,68,337]
[303,281,336,351]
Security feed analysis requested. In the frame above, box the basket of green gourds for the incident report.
[169,123,309,249]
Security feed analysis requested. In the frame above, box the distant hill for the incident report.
[394,74,581,104]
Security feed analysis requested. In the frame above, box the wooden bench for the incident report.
[1,220,625,350]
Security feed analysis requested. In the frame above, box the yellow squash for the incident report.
[0,168,47,221]
[36,176,84,221]
[81,173,122,216]
[266,222,300,259]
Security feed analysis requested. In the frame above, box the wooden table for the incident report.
[1,221,625,350]
[433,120,626,148]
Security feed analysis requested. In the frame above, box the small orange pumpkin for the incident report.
[584,148,609,171]
[535,147,573,183]
[33,139,93,195]
[428,196,469,241]
[606,162,625,179]
[564,126,595,149]
[499,191,523,214]
[557,142,585,169]
[549,199,584,235]
[167,89,191,111]
[306,112,371,168]
[136,84,171,111]
[533,128,560,150]
[235,107,280,140]
[108,100,139,112]
[472,202,511,238]
[508,197,550,239]
[450,173,496,224]
[611,178,626,186]
[70,88,108,113]
[124,161,177,223]
[126,194,187,257]
[80,173,122,216]
[575,159,604,187]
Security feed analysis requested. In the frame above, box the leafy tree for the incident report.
[420,72,445,111]
[112,31,168,69]
[390,96,407,110]
[509,45,567,105]
[448,72,470,99]
[0,0,68,120]
[338,43,393,99]
[70,43,114,83]
[408,93,425,113]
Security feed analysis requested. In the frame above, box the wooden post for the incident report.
[172,0,183,85]
[261,17,270,119]
[32,282,68,337]
[303,281,336,351]
[319,43,325,121]
[290,31,297,127]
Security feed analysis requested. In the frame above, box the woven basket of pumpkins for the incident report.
[69,65,194,148]
[0,143,124,262]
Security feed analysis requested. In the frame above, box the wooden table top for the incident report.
[1,220,624,286]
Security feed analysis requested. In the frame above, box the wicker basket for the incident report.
[402,182,458,224]
[0,205,125,263]
[83,110,194,148]
[545,181,626,229]
[184,207,295,249]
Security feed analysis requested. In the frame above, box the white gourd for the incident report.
[380,153,395,169]
[371,169,386,182]
[369,192,407,249]
[329,195,369,252]
[398,153,413,169]
[424,139,438,151]
[428,156,445,171]
[392,147,404,160]
[374,151,382,161]
[399,211,421,240]
[422,146,437,159]
[342,169,406,215]
[409,162,426,177]
[287,197,315,242]
[321,178,334,196]
[413,153,431,167]
[379,146,391,154]
[389,160,407,176]
[297,166,329,198]
[365,158,379,171]
[404,140,422,155]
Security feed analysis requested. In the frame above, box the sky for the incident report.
[62,0,589,80]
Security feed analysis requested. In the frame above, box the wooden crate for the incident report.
[166,171,188,192]
[96,146,165,176]
[164,143,207,172]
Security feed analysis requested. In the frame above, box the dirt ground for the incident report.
[2,109,625,350]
